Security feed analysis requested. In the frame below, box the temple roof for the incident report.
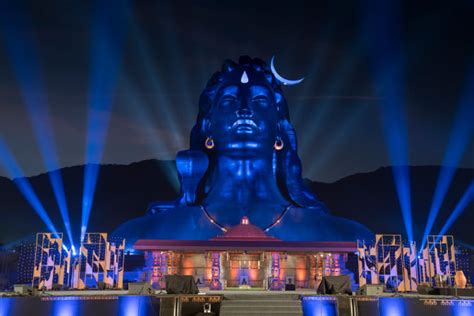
[133,217,358,253]
[212,216,279,241]
[134,239,357,253]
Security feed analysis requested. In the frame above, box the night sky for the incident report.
[0,0,473,183]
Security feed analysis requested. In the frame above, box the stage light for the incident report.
[379,297,407,316]
[52,298,79,316]
[71,245,77,256]
[301,297,338,316]
[80,0,130,242]
[118,296,149,316]
[0,2,74,249]
[420,61,474,251]
[0,297,12,316]
[0,139,59,236]
[454,301,474,316]
[363,0,413,242]
[437,180,474,238]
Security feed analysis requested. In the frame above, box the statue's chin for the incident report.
[226,141,261,149]
[219,141,272,156]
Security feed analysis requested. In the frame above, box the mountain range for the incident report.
[0,160,472,246]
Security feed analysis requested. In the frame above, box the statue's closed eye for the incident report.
[251,96,269,107]
[219,96,238,107]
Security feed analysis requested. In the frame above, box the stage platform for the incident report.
[1,289,473,315]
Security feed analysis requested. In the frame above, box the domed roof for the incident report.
[212,217,279,241]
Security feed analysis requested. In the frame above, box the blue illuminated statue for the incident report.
[114,56,372,247]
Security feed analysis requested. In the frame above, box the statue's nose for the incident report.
[236,102,253,118]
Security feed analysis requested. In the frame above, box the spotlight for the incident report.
[363,0,413,242]
[437,180,474,238]
[80,0,130,241]
[420,60,474,251]
[0,2,74,248]
[0,138,59,236]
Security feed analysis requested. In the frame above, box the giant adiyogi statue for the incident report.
[114,56,372,246]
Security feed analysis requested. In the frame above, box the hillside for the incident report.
[0,161,472,245]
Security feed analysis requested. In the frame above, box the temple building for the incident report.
[135,217,356,290]
[117,56,370,291]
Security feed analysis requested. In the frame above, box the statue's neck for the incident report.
[204,153,286,205]
[215,154,272,178]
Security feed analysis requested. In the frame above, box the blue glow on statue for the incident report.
[113,56,372,247]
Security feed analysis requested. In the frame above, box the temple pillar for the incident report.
[270,252,283,290]
[151,251,160,285]
[309,254,317,289]
[209,252,223,290]
[167,251,177,275]
[323,253,332,276]
[314,253,324,289]
[331,253,341,276]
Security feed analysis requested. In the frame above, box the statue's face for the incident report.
[209,84,278,154]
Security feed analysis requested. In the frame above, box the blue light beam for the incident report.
[437,180,474,238]
[420,60,474,250]
[298,37,364,156]
[0,3,73,247]
[0,138,59,235]
[120,76,180,191]
[129,17,186,148]
[364,0,413,241]
[306,104,368,177]
[292,18,337,122]
[81,0,130,242]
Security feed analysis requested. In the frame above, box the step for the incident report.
[221,304,302,309]
[220,306,302,312]
[220,306,303,315]
[221,300,301,306]
[222,294,301,301]
[220,299,303,316]
[220,312,302,316]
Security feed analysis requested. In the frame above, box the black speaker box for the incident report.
[317,275,352,295]
[165,275,199,294]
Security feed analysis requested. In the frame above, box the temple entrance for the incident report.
[225,252,265,288]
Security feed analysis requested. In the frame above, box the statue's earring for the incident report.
[205,136,215,149]
[274,136,284,151]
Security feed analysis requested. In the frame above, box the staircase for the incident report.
[219,293,303,316]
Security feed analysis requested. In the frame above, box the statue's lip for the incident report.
[231,119,258,130]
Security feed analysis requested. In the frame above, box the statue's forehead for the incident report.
[216,84,273,97]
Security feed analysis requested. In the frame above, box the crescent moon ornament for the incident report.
[270,56,305,86]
